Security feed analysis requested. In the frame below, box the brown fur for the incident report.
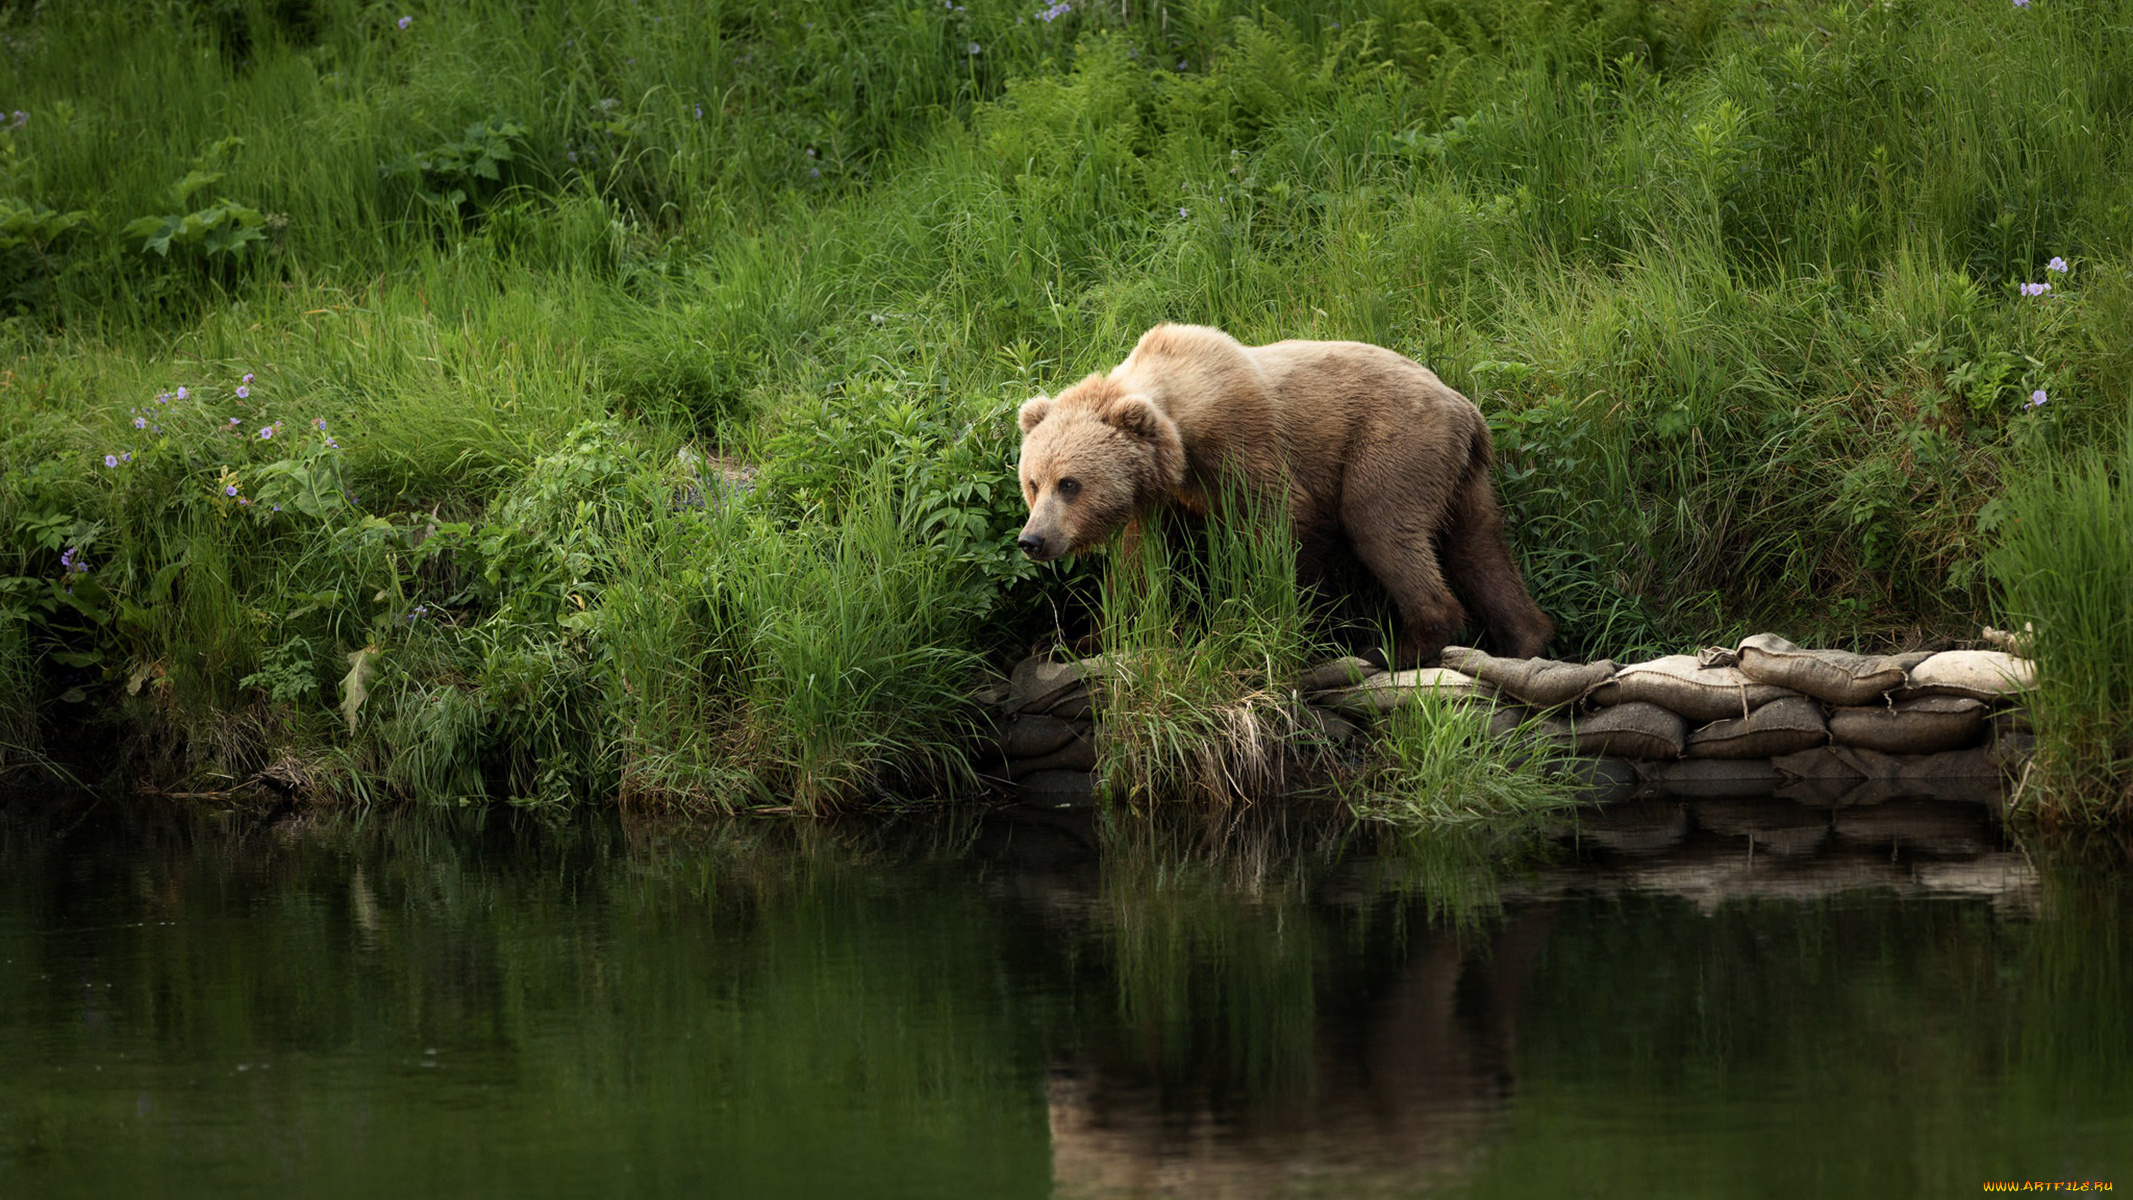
[1016,323,1552,667]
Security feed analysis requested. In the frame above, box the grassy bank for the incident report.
[3,0,2131,816]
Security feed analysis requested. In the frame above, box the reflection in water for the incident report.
[0,790,2127,1199]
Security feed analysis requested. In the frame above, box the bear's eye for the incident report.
[1057,477,1081,499]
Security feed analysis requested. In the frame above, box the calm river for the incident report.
[2,791,2127,1197]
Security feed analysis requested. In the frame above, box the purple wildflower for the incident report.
[326,437,340,449]
[2047,257,2068,273]
[175,386,189,400]
[1036,1,1071,21]
[2028,389,2049,408]
[236,385,251,400]
[2012,0,2029,7]
[259,425,275,440]
[103,454,118,468]
[398,15,412,29]
[155,391,171,404]
[229,417,241,428]
[693,103,704,119]
[7,111,23,128]
[1179,207,1189,218]
[2020,281,2052,296]
[133,416,147,430]
[225,484,239,497]
[60,546,85,574]
[121,452,131,463]
[241,372,254,385]
[810,167,820,178]
[314,417,327,431]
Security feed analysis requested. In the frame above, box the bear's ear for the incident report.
[1017,395,1054,434]
[1100,395,1169,442]
[1101,395,1187,491]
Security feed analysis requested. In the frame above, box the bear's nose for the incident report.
[1017,533,1047,558]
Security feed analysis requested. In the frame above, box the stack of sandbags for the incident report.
[1304,636,2034,775]
[975,656,1108,800]
[980,633,2037,800]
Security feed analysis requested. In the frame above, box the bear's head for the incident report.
[1015,375,1186,562]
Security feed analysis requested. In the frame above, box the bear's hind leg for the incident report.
[1340,507,1467,670]
[1439,464,1554,658]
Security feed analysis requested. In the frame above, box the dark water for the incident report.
[2,792,2128,1198]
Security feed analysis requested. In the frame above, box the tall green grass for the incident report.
[1991,431,2133,823]
[4,0,2132,810]
[609,472,989,813]
[1347,694,1580,828]
[1091,483,1322,805]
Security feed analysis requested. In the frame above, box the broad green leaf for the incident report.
[339,644,379,736]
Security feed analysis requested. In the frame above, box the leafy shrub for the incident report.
[387,120,532,217]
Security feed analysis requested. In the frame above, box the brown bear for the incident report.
[1015,323,1552,668]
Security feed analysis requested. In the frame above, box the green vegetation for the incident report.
[1990,431,2133,823]
[1350,693,1580,827]
[1091,481,1319,804]
[3,0,2130,810]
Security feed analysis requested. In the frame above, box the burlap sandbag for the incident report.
[1897,650,2037,700]
[1638,757,1787,797]
[1684,695,1829,759]
[1000,713,1083,760]
[1317,667,1495,717]
[1734,634,1931,706]
[1485,702,1577,752]
[1572,701,1685,760]
[1439,646,1618,709]
[1828,696,1988,754]
[1005,656,1096,714]
[1296,656,1382,693]
[1588,655,1793,723]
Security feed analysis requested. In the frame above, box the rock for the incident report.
[972,680,1013,709]
[1001,713,1082,760]
[1572,702,1686,760]
[1588,655,1795,723]
[1438,646,1617,708]
[1828,696,1987,754]
[1296,656,1383,692]
[1897,650,2036,701]
[1733,633,1931,706]
[1684,695,1829,759]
